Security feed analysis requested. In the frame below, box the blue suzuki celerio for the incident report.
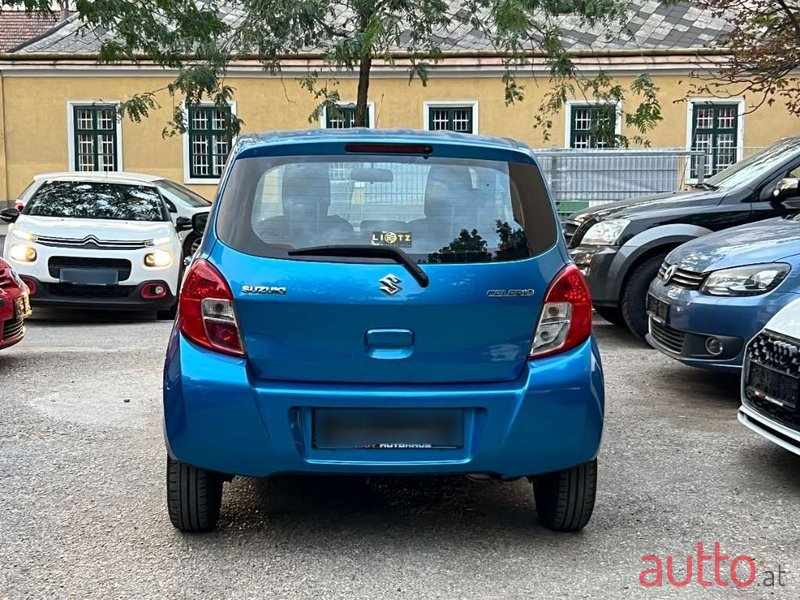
[163,130,604,532]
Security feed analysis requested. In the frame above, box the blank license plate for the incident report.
[647,295,670,324]
[313,409,464,450]
[59,268,119,286]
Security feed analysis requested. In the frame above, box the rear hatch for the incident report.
[212,140,563,384]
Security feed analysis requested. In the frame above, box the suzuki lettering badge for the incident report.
[379,274,402,296]
[662,265,678,285]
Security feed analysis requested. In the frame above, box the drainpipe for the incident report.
[0,71,8,207]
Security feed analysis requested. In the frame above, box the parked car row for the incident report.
[567,136,800,461]
[0,171,211,328]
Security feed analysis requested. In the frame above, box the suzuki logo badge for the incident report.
[662,265,678,285]
[379,274,402,296]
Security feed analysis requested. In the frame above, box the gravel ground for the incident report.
[1,312,798,599]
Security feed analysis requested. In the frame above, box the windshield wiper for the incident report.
[691,182,718,191]
[288,245,430,288]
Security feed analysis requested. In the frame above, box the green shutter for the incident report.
[188,105,233,179]
[690,103,739,178]
[569,104,618,149]
[72,105,118,171]
[427,106,474,133]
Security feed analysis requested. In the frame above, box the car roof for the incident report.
[31,171,164,185]
[236,128,533,154]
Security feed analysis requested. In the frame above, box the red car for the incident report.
[0,257,31,349]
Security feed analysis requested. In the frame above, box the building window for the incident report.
[322,103,373,129]
[187,105,233,180]
[689,102,740,178]
[71,104,119,171]
[568,104,618,149]
[426,105,475,133]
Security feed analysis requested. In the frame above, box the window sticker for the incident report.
[371,231,413,247]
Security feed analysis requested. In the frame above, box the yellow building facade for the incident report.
[1,55,798,201]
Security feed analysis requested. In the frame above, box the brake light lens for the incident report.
[178,259,245,357]
[529,264,592,358]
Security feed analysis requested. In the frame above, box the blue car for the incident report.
[647,216,800,372]
[163,130,604,532]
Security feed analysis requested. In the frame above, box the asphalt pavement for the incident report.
[1,313,798,598]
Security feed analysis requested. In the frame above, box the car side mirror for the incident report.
[0,207,19,223]
[175,216,193,232]
[773,178,800,201]
[191,212,209,236]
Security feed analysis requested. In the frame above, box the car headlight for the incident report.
[144,250,172,268]
[581,219,630,246]
[9,244,37,263]
[700,263,790,296]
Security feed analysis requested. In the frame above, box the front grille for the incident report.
[649,318,686,354]
[48,256,132,281]
[0,267,12,288]
[35,234,150,250]
[565,218,594,248]
[42,283,134,299]
[658,262,706,290]
[1,316,24,341]
[744,331,800,428]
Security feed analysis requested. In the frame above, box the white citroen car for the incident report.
[13,171,211,256]
[739,297,800,456]
[0,173,190,316]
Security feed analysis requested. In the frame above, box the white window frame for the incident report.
[564,100,623,149]
[684,97,746,183]
[66,100,124,172]
[319,101,376,129]
[423,101,479,134]
[182,101,238,185]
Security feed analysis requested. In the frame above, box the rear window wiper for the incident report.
[288,245,430,288]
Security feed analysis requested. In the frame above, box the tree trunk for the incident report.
[354,55,372,127]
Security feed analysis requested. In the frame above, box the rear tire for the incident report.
[533,459,597,532]
[620,255,665,340]
[594,305,625,326]
[166,454,223,532]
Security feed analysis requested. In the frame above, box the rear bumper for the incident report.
[163,333,605,478]
[739,404,800,457]
[24,276,176,311]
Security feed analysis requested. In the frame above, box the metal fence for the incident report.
[535,148,706,217]
[540,146,769,217]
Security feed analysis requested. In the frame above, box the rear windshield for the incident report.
[216,155,557,263]
[24,181,168,222]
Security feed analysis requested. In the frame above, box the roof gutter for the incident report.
[0,47,732,62]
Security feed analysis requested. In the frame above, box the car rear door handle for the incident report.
[365,328,415,359]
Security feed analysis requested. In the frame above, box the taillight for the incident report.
[177,259,245,357]
[529,264,592,358]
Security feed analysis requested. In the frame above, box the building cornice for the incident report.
[0,51,730,78]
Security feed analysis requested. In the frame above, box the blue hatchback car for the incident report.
[647,216,800,371]
[163,130,604,532]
